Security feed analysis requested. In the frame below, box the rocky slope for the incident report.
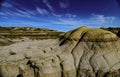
[0,26,120,77]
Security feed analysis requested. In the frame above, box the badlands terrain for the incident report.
[0,26,120,77]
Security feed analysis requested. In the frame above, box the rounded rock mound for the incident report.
[61,26,118,42]
[82,28,118,42]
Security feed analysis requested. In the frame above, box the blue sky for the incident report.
[0,0,120,32]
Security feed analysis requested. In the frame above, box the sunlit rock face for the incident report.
[0,26,120,77]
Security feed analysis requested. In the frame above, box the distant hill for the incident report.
[0,26,64,40]
[0,26,64,46]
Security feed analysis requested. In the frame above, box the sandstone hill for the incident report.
[0,26,120,77]
[100,27,120,37]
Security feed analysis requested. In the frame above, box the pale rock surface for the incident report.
[0,26,120,77]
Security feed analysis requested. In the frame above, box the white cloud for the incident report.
[17,10,27,14]
[54,18,82,26]
[52,13,77,18]
[91,13,116,24]
[26,10,36,15]
[52,13,117,28]
[16,9,32,17]
[16,9,43,17]
[36,7,49,15]
[14,12,23,16]
[4,11,14,16]
[0,12,5,15]
[59,1,69,8]
[42,0,54,11]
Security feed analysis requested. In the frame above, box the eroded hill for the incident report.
[0,26,120,77]
[0,26,64,39]
[100,27,120,37]
[0,26,64,46]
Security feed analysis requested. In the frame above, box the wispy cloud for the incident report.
[65,13,77,18]
[52,13,118,28]
[1,16,8,19]
[1,2,12,7]
[0,12,5,15]
[26,10,36,15]
[52,13,77,18]
[59,1,69,9]
[16,9,33,17]
[0,11,119,32]
[42,0,54,11]
[91,13,116,24]
[57,18,82,26]
[52,13,62,17]
[13,12,23,16]
[36,7,49,15]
